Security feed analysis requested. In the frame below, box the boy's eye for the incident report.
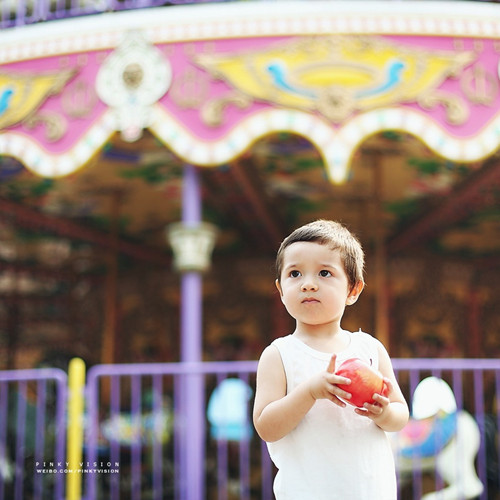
[290,270,301,278]
[319,270,332,277]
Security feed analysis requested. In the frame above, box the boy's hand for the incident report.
[354,377,393,420]
[307,353,352,407]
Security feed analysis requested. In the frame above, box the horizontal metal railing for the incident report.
[83,358,500,500]
[0,358,499,499]
[2,0,494,29]
[84,360,264,500]
[0,0,251,29]
[392,358,500,500]
[0,368,67,500]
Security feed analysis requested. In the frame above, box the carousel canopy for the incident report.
[0,1,498,268]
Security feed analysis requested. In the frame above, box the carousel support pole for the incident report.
[101,190,121,365]
[467,287,481,357]
[167,165,217,500]
[373,153,390,350]
[180,164,204,500]
[100,190,121,402]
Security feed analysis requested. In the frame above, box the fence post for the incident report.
[66,358,86,500]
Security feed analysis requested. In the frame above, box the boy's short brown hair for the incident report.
[275,220,365,290]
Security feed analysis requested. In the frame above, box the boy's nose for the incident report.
[301,280,318,291]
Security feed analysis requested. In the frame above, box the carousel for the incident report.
[0,1,500,498]
[0,1,499,370]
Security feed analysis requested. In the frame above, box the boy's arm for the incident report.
[253,345,314,443]
[253,345,351,443]
[356,344,409,432]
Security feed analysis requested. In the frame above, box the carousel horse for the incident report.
[0,445,13,483]
[207,377,253,441]
[391,377,483,500]
[100,392,172,446]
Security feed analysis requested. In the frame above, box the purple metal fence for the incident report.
[0,0,240,29]
[84,360,270,500]
[83,358,500,500]
[0,368,68,500]
[392,358,500,500]
[1,359,499,500]
[0,0,420,29]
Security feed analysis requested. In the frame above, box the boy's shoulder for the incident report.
[350,328,373,339]
[350,329,385,349]
[269,334,293,349]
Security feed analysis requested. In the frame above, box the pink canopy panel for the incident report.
[0,1,500,183]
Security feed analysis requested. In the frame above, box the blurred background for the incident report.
[0,127,498,369]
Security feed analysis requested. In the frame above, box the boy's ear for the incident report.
[275,279,284,296]
[346,280,364,305]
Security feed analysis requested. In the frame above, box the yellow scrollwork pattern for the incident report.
[194,36,476,126]
[0,68,77,132]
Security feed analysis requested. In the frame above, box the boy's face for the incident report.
[275,241,362,328]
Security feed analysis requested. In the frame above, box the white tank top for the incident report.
[267,331,397,500]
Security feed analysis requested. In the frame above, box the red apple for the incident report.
[335,358,388,408]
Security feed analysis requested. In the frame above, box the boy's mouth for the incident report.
[302,297,319,303]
